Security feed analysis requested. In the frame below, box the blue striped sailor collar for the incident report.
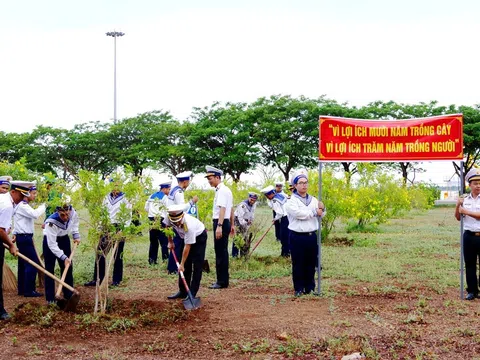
[108,191,125,205]
[292,191,313,206]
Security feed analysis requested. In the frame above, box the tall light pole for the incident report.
[106,31,125,122]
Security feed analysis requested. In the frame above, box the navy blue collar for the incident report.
[293,192,312,206]
[108,192,125,205]
[45,211,69,230]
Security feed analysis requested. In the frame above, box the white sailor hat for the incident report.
[260,185,276,196]
[466,168,480,183]
[248,192,259,200]
[275,182,284,187]
[205,166,223,178]
[167,204,186,223]
[10,180,35,197]
[291,169,308,185]
[0,176,12,186]
[159,179,172,189]
[176,171,193,182]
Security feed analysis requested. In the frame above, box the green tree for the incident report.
[452,105,480,180]
[189,102,260,182]
[249,95,320,181]
[25,126,66,176]
[153,121,196,175]
[61,122,119,179]
[109,111,175,176]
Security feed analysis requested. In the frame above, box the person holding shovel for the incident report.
[166,171,198,275]
[43,204,80,304]
[13,184,46,297]
[164,204,207,300]
[285,169,325,297]
[0,180,28,320]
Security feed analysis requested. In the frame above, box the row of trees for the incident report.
[1,95,479,183]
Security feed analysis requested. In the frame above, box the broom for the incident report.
[2,262,17,292]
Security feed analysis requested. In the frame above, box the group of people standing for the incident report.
[146,167,325,300]
[0,165,327,320]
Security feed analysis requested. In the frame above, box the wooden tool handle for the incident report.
[55,242,78,297]
[3,244,76,293]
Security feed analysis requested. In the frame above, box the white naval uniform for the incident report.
[43,208,80,261]
[234,200,256,227]
[463,193,480,231]
[103,192,132,226]
[163,214,205,245]
[213,183,233,220]
[145,192,168,219]
[13,202,46,235]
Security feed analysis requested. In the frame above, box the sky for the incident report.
[1,0,478,184]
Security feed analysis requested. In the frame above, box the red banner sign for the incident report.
[319,114,463,162]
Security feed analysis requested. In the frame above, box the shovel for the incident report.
[55,242,78,300]
[3,244,80,312]
[171,250,201,310]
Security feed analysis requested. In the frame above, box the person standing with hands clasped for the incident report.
[285,170,325,297]
[205,166,233,289]
[456,168,480,300]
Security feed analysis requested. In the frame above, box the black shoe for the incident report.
[294,291,303,297]
[111,282,120,287]
[466,293,477,301]
[0,312,10,321]
[167,291,187,300]
[24,291,43,298]
[168,271,178,275]
[84,280,96,287]
[209,283,227,289]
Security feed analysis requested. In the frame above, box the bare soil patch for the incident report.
[1,276,479,359]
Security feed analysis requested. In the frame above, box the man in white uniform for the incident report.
[232,192,258,258]
[85,181,132,287]
[167,171,198,274]
[145,180,171,264]
[0,181,26,319]
[261,185,290,257]
[13,184,46,297]
[43,204,81,304]
[285,170,325,297]
[456,168,480,300]
[205,166,233,289]
[164,204,207,299]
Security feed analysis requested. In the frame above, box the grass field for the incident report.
[5,205,462,296]
[4,205,477,360]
